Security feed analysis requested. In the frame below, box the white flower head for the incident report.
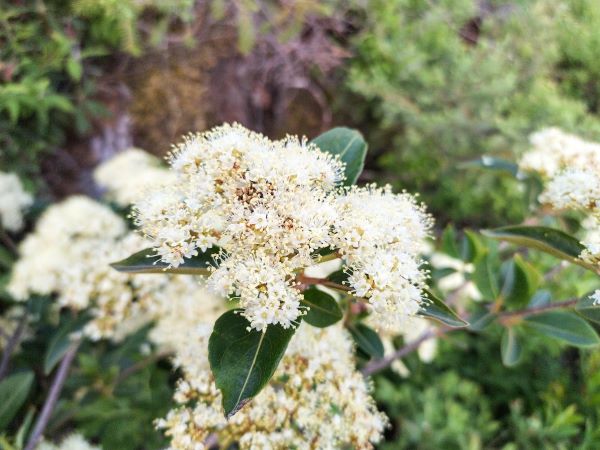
[94,148,177,207]
[135,124,432,331]
[0,171,33,231]
[158,322,387,449]
[7,196,197,341]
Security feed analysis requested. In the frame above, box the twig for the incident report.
[296,275,351,292]
[0,314,28,381]
[0,227,18,256]
[361,297,581,376]
[497,298,578,324]
[24,338,81,450]
[361,329,443,376]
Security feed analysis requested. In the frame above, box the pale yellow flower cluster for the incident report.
[7,196,201,340]
[37,433,101,450]
[0,171,33,231]
[157,319,387,450]
[93,148,176,207]
[135,124,432,332]
[520,128,600,302]
[522,130,600,263]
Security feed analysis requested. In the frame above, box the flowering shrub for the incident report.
[0,124,599,450]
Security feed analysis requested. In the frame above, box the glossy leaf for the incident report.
[45,316,87,375]
[418,289,468,327]
[482,226,595,271]
[500,256,541,307]
[301,288,343,328]
[576,293,600,325]
[461,230,485,262]
[327,269,348,285]
[501,327,522,367]
[348,323,384,359]
[0,371,34,429]
[524,311,600,347]
[312,127,368,186]
[440,226,460,259]
[111,247,219,275]
[208,310,296,417]
[473,252,501,301]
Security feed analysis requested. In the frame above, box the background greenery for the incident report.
[2,0,600,448]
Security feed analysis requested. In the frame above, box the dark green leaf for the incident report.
[45,316,87,375]
[348,323,384,359]
[111,247,220,275]
[524,311,600,347]
[576,293,600,325]
[327,269,348,285]
[418,289,468,327]
[311,127,368,186]
[440,226,460,259]
[461,230,485,262]
[0,371,34,429]
[208,310,296,417]
[473,252,501,301]
[501,327,522,367]
[301,288,343,328]
[482,226,594,271]
[500,256,541,307]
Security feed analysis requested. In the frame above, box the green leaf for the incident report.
[500,256,541,307]
[44,316,87,375]
[468,307,496,331]
[0,371,34,429]
[482,226,595,271]
[524,311,600,347]
[15,407,34,448]
[461,230,485,262]
[440,225,460,259]
[327,269,348,285]
[208,310,296,417]
[576,293,600,325]
[501,327,522,367]
[311,127,368,186]
[66,58,82,81]
[111,247,219,275]
[301,288,343,328]
[460,156,519,176]
[418,289,468,327]
[473,251,501,301]
[348,323,384,359]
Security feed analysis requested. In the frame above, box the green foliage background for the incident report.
[2,0,600,449]
[344,0,600,226]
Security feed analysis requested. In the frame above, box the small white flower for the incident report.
[0,171,32,231]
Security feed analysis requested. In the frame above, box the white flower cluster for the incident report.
[520,128,600,267]
[333,185,432,329]
[37,433,101,450]
[93,148,176,207]
[157,318,387,450]
[135,124,431,331]
[0,171,33,231]
[520,128,600,178]
[7,196,175,340]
